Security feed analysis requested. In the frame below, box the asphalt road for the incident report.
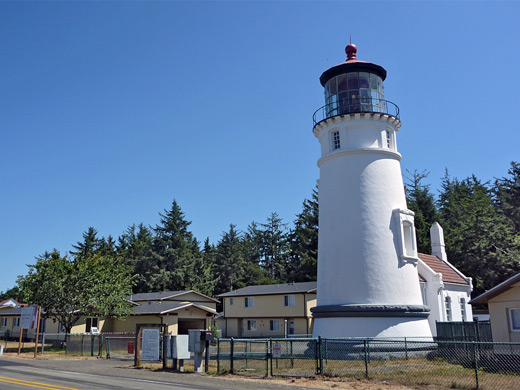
[0,356,311,390]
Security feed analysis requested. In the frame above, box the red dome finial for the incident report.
[345,43,357,61]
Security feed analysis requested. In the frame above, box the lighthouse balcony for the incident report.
[313,98,400,127]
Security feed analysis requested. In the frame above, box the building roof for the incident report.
[418,253,469,285]
[0,307,22,315]
[470,273,520,305]
[131,301,217,316]
[218,282,317,297]
[128,290,219,303]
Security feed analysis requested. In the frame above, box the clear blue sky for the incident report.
[1,1,519,291]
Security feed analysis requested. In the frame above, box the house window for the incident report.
[445,297,452,321]
[332,131,340,150]
[510,309,520,331]
[245,297,254,308]
[460,298,466,320]
[13,317,20,327]
[229,298,234,306]
[270,320,280,331]
[86,318,99,333]
[284,295,295,307]
[1,318,6,327]
[247,320,257,331]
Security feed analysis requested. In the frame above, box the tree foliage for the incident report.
[18,249,134,333]
[438,172,520,296]
[405,170,438,254]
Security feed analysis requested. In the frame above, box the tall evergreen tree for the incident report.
[288,188,319,282]
[188,238,216,296]
[117,223,154,293]
[213,225,246,296]
[495,161,520,234]
[70,227,103,259]
[258,213,290,282]
[151,200,200,291]
[404,170,438,254]
[438,172,520,296]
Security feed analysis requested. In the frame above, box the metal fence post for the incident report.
[41,333,46,355]
[404,337,408,360]
[269,338,273,377]
[91,335,94,357]
[316,336,323,375]
[217,338,220,373]
[81,334,85,355]
[290,339,294,368]
[99,334,103,357]
[265,340,269,378]
[230,338,234,374]
[364,340,369,378]
[474,342,480,389]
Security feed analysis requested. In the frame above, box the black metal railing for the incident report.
[313,97,400,127]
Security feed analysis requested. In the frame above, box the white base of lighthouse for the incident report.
[312,311,432,339]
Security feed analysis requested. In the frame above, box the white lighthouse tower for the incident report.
[311,44,432,338]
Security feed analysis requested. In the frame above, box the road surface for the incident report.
[0,356,309,390]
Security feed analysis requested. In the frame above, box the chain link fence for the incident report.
[216,337,520,389]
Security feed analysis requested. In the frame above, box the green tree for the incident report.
[188,238,217,296]
[213,225,246,296]
[438,172,520,296]
[70,227,103,259]
[18,249,134,333]
[287,188,319,282]
[0,285,23,302]
[117,223,154,293]
[257,213,290,282]
[151,200,200,291]
[495,161,520,234]
[405,170,438,254]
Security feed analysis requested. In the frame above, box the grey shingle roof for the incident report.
[0,307,22,315]
[218,282,317,297]
[128,290,219,303]
[131,301,217,315]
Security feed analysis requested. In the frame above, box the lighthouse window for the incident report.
[332,131,340,150]
[403,221,415,257]
[325,72,385,118]
[385,130,392,148]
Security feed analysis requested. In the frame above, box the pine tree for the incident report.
[438,172,520,296]
[404,170,438,254]
[287,188,319,282]
[188,238,216,296]
[70,227,103,259]
[117,224,155,293]
[495,161,520,234]
[258,213,290,282]
[151,200,200,292]
[213,225,246,296]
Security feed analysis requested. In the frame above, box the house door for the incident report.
[288,320,295,336]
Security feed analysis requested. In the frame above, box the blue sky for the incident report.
[1,1,519,291]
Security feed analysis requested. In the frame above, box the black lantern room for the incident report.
[313,44,399,126]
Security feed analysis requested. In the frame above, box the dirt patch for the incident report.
[217,375,414,389]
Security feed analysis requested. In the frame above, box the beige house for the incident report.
[69,290,219,334]
[217,282,317,338]
[470,273,520,343]
[0,290,218,337]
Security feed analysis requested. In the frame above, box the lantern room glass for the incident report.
[325,72,385,117]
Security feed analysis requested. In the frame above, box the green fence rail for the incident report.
[216,337,520,389]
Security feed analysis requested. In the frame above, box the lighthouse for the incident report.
[311,44,432,338]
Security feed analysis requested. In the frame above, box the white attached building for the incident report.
[418,223,473,336]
